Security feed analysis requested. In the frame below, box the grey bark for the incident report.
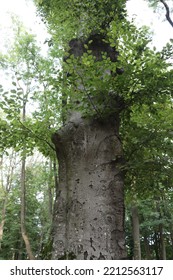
[48,159,53,220]
[159,223,166,260]
[20,79,35,260]
[131,205,141,260]
[52,112,126,259]
[20,156,35,260]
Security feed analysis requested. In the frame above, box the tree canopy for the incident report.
[1,0,173,259]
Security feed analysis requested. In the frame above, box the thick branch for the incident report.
[160,0,173,27]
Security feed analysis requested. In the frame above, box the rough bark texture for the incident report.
[52,112,126,260]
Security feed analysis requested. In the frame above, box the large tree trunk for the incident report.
[52,112,126,260]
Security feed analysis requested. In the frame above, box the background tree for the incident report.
[0,18,57,259]
[124,100,173,259]
[0,158,55,260]
[0,149,16,251]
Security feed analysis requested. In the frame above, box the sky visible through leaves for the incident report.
[0,0,172,52]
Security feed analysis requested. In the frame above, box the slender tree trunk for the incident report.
[0,155,5,250]
[20,156,35,260]
[48,158,57,221]
[156,199,166,260]
[52,113,126,259]
[0,152,15,250]
[0,197,8,250]
[48,159,53,220]
[131,205,141,260]
[170,224,173,259]
[154,231,160,259]
[143,233,151,260]
[12,235,23,260]
[53,157,59,191]
[20,93,35,259]
[159,223,166,260]
[19,237,25,260]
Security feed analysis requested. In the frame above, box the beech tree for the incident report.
[34,0,173,260]
[0,0,173,260]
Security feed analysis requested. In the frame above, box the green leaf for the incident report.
[10,89,17,93]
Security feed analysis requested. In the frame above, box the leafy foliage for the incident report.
[1,0,173,259]
[0,158,54,260]
[0,19,59,157]
[35,0,127,42]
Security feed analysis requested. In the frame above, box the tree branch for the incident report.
[75,69,103,119]
[160,0,173,27]
[18,119,56,152]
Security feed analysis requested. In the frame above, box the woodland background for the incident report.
[1,0,173,260]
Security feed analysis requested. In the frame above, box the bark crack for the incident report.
[90,237,96,251]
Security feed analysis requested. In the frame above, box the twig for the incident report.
[160,0,173,27]
[75,68,103,119]
[18,119,56,152]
